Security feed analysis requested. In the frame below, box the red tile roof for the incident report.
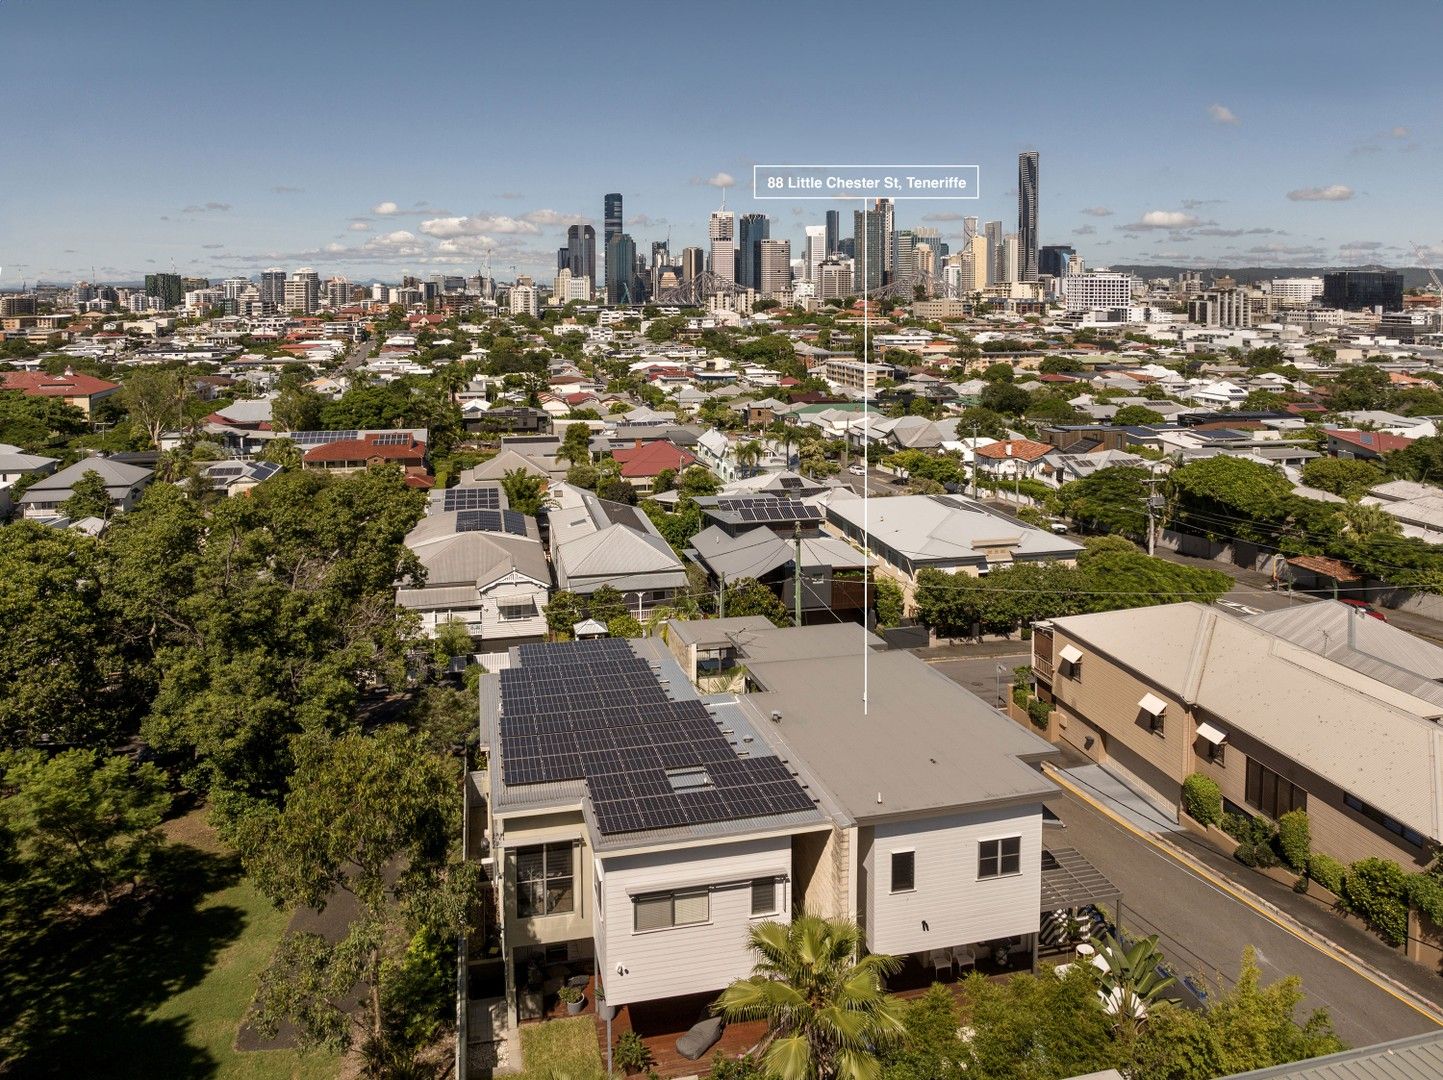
[611,440,697,478]
[975,438,1055,462]
[0,371,119,399]
[1286,555,1362,582]
[1327,429,1415,454]
[302,433,427,464]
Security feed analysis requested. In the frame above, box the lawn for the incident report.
[518,1017,607,1080]
[3,809,339,1079]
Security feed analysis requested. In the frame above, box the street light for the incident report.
[996,663,1006,709]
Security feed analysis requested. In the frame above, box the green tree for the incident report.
[1300,457,1383,498]
[586,585,629,624]
[606,614,644,638]
[1112,405,1166,426]
[558,421,593,466]
[723,578,791,626]
[236,728,478,1074]
[1384,435,1443,483]
[678,465,722,498]
[596,475,638,504]
[959,965,1121,1080]
[2,748,170,906]
[1056,466,1151,541]
[880,984,965,1080]
[715,915,907,1080]
[874,576,904,628]
[119,368,191,448]
[500,468,546,515]
[258,436,303,469]
[430,617,474,670]
[272,384,325,432]
[61,469,112,520]
[0,390,87,450]
[980,382,1030,416]
[543,590,585,638]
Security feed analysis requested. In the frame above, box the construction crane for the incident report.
[1411,241,1443,295]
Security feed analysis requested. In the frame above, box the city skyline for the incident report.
[4,0,1441,284]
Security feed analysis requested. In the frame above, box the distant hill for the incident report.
[1105,264,1436,289]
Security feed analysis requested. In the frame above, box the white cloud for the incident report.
[1339,240,1385,251]
[523,209,582,227]
[922,211,965,222]
[694,172,735,189]
[496,191,525,200]
[420,215,540,238]
[373,201,399,215]
[271,185,304,194]
[1286,185,1354,201]
[1073,225,1097,236]
[1208,103,1240,125]
[1079,206,1113,217]
[1123,210,1202,231]
[348,221,371,232]
[181,202,231,214]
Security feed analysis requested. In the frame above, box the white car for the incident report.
[848,464,865,476]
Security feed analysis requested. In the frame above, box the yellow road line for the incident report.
[1043,762,1443,1027]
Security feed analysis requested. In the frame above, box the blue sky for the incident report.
[3,0,1441,284]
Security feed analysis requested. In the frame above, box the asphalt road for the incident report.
[1042,783,1441,1047]
[339,335,375,372]
[925,651,1032,708]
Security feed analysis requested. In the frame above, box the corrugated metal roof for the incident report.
[1221,1029,1443,1078]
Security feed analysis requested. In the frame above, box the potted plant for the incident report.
[559,984,586,1015]
[595,979,617,1021]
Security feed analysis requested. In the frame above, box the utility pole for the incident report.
[969,423,979,499]
[718,572,726,618]
[793,524,804,627]
[1143,473,1166,557]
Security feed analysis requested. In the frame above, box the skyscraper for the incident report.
[1039,244,1075,279]
[557,247,569,271]
[983,221,1003,286]
[1018,151,1039,283]
[825,209,840,256]
[260,267,287,309]
[737,213,769,290]
[283,267,320,314]
[758,238,791,297]
[1001,235,1020,285]
[143,272,183,309]
[875,198,895,279]
[804,225,826,282]
[603,194,623,246]
[892,230,917,283]
[681,247,703,282]
[709,210,736,283]
[606,233,636,304]
[852,206,885,295]
[963,216,979,245]
[566,224,596,286]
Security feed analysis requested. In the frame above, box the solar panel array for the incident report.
[455,509,529,536]
[288,430,359,446]
[370,431,414,445]
[500,639,816,835]
[714,498,823,524]
[443,486,502,511]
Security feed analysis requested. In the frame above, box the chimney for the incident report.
[634,438,642,449]
[1005,443,1013,457]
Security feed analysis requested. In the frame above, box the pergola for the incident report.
[1036,847,1122,964]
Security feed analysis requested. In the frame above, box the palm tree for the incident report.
[736,440,763,477]
[714,915,907,1080]
[1089,931,1176,1025]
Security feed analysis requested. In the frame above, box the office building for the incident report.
[681,246,704,283]
[144,272,183,309]
[709,210,736,283]
[1001,234,1020,284]
[603,193,623,246]
[963,216,979,245]
[1039,245,1075,280]
[984,220,1004,286]
[758,238,791,297]
[960,235,988,293]
[837,237,856,259]
[567,224,596,284]
[1270,277,1324,306]
[804,225,826,282]
[825,208,840,255]
[606,233,637,304]
[1017,151,1039,282]
[817,259,853,301]
[737,212,768,290]
[915,228,942,273]
[556,247,568,271]
[892,230,917,284]
[852,206,886,294]
[283,268,320,314]
[874,198,895,279]
[1323,270,1404,312]
[1188,287,1256,328]
[324,276,352,309]
[1062,271,1137,314]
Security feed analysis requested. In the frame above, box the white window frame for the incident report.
[890,849,916,894]
[632,887,711,934]
[750,877,780,918]
[978,836,1022,880]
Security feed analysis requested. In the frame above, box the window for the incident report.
[979,836,1022,879]
[515,842,574,918]
[890,851,915,893]
[1245,759,1306,820]
[1344,794,1427,848]
[633,888,710,932]
[498,599,537,621]
[1206,741,1226,765]
[751,878,778,917]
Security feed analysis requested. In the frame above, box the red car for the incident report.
[1338,598,1387,622]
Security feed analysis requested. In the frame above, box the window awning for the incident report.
[1196,721,1228,746]
[1058,644,1083,665]
[1138,692,1167,717]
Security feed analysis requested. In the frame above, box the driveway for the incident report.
[1043,782,1442,1047]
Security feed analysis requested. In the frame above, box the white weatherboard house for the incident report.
[465,625,1063,1037]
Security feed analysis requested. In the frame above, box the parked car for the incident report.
[1338,598,1387,621]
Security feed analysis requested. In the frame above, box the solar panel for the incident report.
[443,486,502,511]
[370,431,413,445]
[712,498,823,524]
[288,430,358,446]
[499,640,814,836]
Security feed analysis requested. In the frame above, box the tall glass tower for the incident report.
[1018,152,1039,283]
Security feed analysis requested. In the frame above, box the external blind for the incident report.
[634,895,672,932]
[673,889,710,926]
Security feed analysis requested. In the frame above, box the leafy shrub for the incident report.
[1182,773,1222,828]
[1012,685,1030,710]
[1293,876,1310,894]
[1220,811,1252,842]
[614,1030,653,1074]
[1277,810,1311,873]
[1408,872,1443,926]
[1343,858,1409,946]
[708,1053,769,1079]
[1307,853,1346,897]
[1026,697,1052,729]
[1235,841,1279,869]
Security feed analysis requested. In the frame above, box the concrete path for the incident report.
[1060,763,1179,834]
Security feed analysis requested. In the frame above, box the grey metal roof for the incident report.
[1220,1029,1443,1079]
[665,615,775,650]
[738,645,1059,824]
[21,457,152,499]
[404,512,548,588]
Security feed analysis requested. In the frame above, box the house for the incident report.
[0,443,59,515]
[0,370,120,416]
[19,456,153,518]
[973,439,1058,481]
[1043,449,1149,487]
[610,439,697,493]
[824,490,1082,581]
[398,491,549,645]
[466,627,1064,1032]
[692,493,825,539]
[466,445,564,484]
[548,483,689,611]
[1324,429,1415,461]
[195,459,281,496]
[687,525,876,623]
[301,432,429,479]
[203,398,274,430]
[1034,602,1443,869]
